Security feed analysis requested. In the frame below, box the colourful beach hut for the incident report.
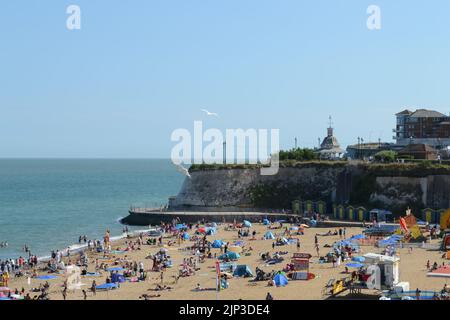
[347,206,355,221]
[356,207,367,222]
[337,205,345,220]
[305,200,313,214]
[422,208,434,224]
[316,201,326,215]
[332,204,338,219]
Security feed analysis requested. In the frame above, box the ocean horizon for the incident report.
[0,159,184,260]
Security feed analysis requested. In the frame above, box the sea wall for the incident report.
[168,162,450,215]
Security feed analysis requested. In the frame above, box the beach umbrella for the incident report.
[346,263,364,268]
[243,220,252,228]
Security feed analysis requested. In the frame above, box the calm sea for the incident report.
[0,159,184,260]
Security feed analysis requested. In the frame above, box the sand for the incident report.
[6,223,448,300]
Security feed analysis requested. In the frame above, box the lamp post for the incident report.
[223,141,226,164]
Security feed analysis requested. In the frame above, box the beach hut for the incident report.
[273,274,289,287]
[233,265,253,278]
[243,220,252,228]
[347,206,355,221]
[212,239,223,248]
[316,201,326,215]
[356,207,367,222]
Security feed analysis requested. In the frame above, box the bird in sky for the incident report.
[201,109,219,117]
[174,163,191,178]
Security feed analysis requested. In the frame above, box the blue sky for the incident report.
[1,0,450,158]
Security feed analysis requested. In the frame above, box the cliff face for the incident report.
[169,163,450,214]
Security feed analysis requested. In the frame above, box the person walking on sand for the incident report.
[315,243,320,257]
[266,292,273,300]
[160,271,164,285]
[91,280,97,296]
[415,288,421,300]
[296,240,300,252]
[62,286,67,300]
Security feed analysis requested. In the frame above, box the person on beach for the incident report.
[91,280,97,296]
[62,286,67,300]
[266,292,273,300]
[82,289,87,300]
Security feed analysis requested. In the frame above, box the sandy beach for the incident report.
[5,222,448,300]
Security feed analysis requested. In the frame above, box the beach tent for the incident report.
[228,246,243,253]
[111,273,126,283]
[263,219,271,225]
[243,220,252,228]
[182,232,190,240]
[207,222,218,228]
[351,234,366,240]
[273,274,289,287]
[212,239,223,248]
[219,252,240,260]
[96,283,118,290]
[233,265,254,278]
[264,232,275,240]
[205,227,217,235]
[198,227,206,233]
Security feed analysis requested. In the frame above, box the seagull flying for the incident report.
[201,109,219,117]
[174,163,191,178]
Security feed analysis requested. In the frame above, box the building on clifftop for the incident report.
[316,116,345,160]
